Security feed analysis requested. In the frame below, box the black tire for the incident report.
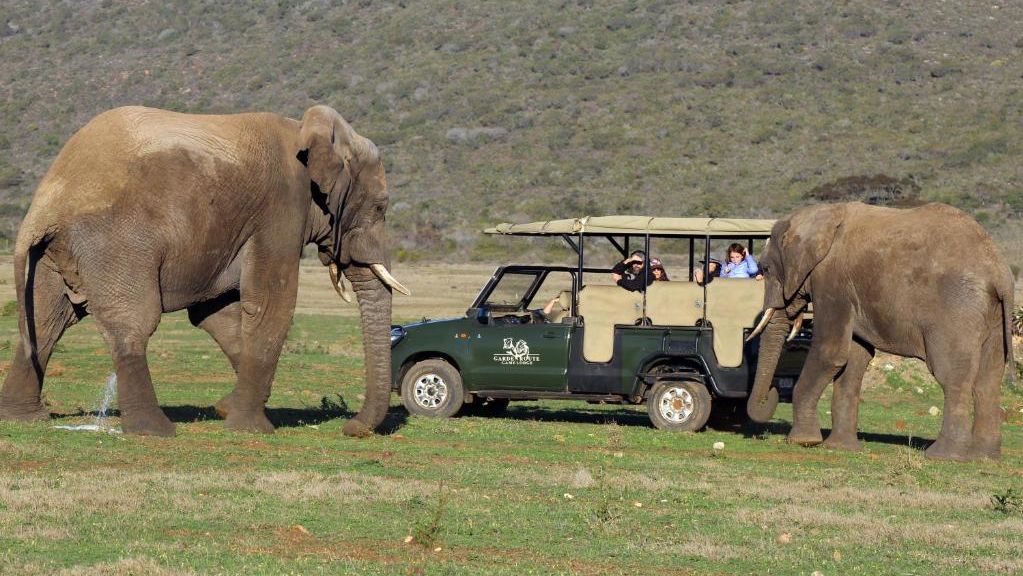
[400,359,465,418]
[461,397,511,417]
[647,378,712,432]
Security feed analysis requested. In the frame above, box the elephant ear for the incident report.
[296,106,353,226]
[780,203,846,301]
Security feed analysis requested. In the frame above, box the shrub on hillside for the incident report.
[804,174,921,206]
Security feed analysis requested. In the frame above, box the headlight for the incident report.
[390,325,406,347]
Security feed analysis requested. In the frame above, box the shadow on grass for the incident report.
[476,405,652,427]
[738,420,934,450]
[52,401,409,434]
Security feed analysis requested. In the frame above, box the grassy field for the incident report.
[0,264,1020,575]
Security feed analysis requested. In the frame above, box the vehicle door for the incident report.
[468,270,573,391]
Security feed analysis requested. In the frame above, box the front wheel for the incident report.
[647,379,712,432]
[401,359,465,418]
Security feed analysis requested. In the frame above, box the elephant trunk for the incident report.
[341,265,393,437]
[747,308,792,423]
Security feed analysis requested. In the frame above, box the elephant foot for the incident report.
[0,398,50,422]
[225,410,275,434]
[213,392,236,419]
[121,409,176,437]
[342,418,375,438]
[821,434,860,451]
[966,437,1001,461]
[924,436,970,462]
[787,424,823,446]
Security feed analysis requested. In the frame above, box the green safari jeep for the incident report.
[389,216,811,431]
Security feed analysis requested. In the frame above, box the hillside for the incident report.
[1,0,1021,267]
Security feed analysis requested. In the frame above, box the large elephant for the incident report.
[0,105,408,437]
[746,202,1014,460]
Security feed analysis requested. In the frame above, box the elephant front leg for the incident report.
[187,297,243,418]
[788,301,853,446]
[225,249,300,434]
[821,340,874,451]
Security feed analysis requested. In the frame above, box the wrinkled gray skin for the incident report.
[0,105,398,437]
[748,202,1014,461]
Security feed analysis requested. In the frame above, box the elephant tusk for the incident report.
[786,312,803,342]
[370,263,411,295]
[328,263,353,303]
[746,308,776,342]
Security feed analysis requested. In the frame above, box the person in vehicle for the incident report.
[541,293,569,322]
[649,258,669,281]
[721,243,763,280]
[610,250,653,292]
[693,257,720,284]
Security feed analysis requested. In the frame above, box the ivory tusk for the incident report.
[370,263,411,295]
[746,308,776,342]
[328,263,353,303]
[786,312,804,342]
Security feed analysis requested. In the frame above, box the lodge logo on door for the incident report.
[493,337,540,365]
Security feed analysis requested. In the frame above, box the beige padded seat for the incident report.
[645,282,705,327]
[546,290,573,323]
[577,286,644,363]
[704,279,765,368]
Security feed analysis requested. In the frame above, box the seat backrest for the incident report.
[577,285,643,363]
[705,279,765,368]
[644,281,705,327]
[546,290,573,323]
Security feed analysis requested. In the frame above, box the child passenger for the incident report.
[649,258,669,281]
[720,243,763,280]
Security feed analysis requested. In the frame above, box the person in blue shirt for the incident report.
[720,243,763,280]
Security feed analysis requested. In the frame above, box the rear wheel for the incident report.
[647,378,712,432]
[401,359,465,418]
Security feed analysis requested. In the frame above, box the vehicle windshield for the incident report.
[483,271,540,308]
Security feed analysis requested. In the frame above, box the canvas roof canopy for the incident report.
[483,216,776,238]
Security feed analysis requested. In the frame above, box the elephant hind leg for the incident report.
[90,287,173,437]
[0,261,80,421]
[968,323,1005,460]
[187,293,242,418]
[923,336,981,461]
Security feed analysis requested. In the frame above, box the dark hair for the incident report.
[727,243,746,257]
[629,250,646,259]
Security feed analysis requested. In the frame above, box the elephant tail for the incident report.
[997,272,1015,386]
[13,227,55,383]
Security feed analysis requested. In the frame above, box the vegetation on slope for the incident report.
[1,0,1021,266]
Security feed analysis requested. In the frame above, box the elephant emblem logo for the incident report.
[493,338,540,365]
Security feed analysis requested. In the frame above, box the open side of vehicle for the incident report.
[390,216,811,431]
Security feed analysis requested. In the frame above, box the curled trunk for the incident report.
[341,266,392,437]
[747,309,792,423]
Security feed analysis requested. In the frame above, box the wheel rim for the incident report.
[413,373,448,409]
[657,385,695,423]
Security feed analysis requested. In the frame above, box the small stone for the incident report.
[633,501,643,508]
[776,532,792,544]
[811,571,824,576]
[403,535,414,544]
[563,493,574,500]
[712,441,725,451]
[915,387,924,394]
[928,406,940,416]
[833,550,843,561]
[433,547,442,552]
[883,363,894,371]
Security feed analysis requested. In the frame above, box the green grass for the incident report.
[0,312,1020,574]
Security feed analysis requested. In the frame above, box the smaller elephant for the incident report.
[747,202,1014,461]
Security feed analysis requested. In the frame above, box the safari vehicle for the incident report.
[389,216,811,431]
